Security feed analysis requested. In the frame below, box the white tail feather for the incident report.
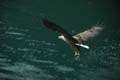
[75,43,90,49]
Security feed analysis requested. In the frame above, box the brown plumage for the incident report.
[73,26,103,42]
[42,18,103,58]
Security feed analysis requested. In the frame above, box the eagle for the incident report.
[42,18,103,58]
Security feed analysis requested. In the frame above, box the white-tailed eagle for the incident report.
[42,18,103,58]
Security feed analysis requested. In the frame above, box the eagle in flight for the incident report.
[42,18,103,58]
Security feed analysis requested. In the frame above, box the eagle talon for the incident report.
[75,52,80,56]
[75,55,80,61]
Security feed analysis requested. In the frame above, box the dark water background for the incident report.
[0,0,120,80]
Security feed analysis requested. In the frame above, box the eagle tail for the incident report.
[75,43,90,49]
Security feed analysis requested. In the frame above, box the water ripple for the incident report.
[0,63,54,80]
[54,65,75,72]
[5,31,25,36]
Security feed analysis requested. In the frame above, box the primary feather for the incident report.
[42,18,78,43]
[73,26,103,42]
[42,18,70,36]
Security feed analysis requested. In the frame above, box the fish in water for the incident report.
[42,18,103,58]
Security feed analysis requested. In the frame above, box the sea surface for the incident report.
[0,0,120,80]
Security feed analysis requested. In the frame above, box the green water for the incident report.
[0,0,120,80]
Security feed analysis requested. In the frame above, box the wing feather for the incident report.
[42,18,71,36]
[42,18,78,43]
[73,26,103,42]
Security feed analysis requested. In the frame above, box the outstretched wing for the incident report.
[42,18,71,36]
[73,26,103,42]
[42,18,78,43]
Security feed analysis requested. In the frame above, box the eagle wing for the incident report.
[42,18,70,36]
[42,18,78,43]
[73,26,103,42]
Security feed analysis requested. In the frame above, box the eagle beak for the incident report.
[58,35,66,42]
[58,35,64,39]
[58,36,61,39]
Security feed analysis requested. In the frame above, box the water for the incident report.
[0,0,120,80]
